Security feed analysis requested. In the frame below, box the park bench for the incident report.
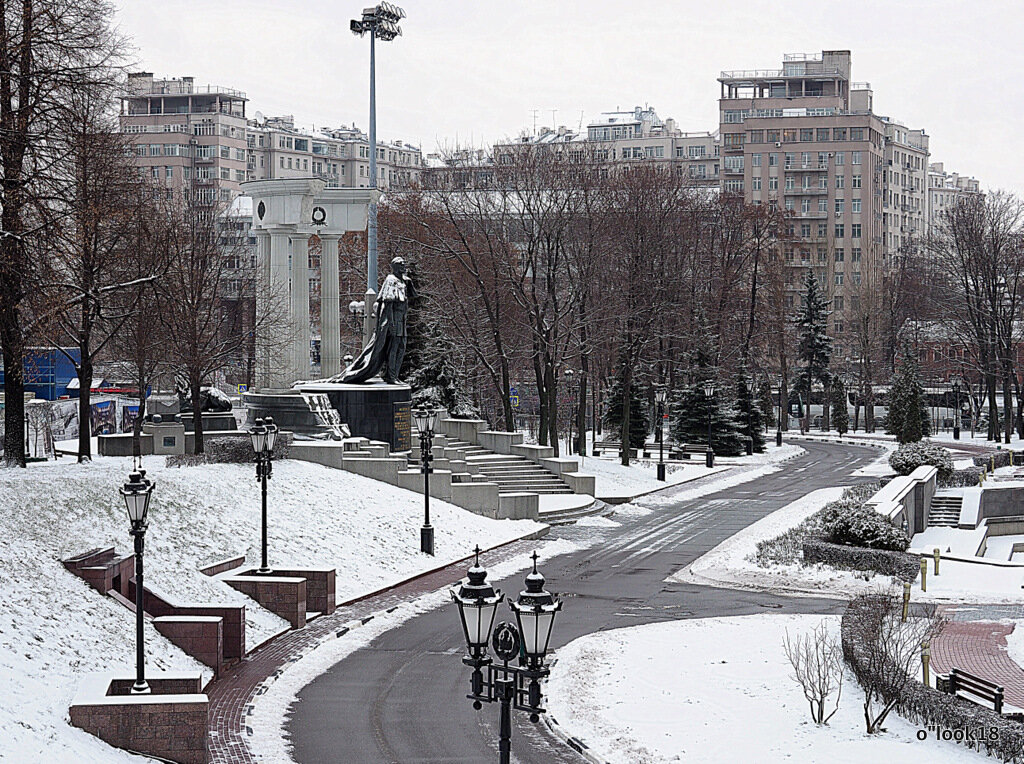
[936,668,1004,714]
[593,441,639,459]
[678,445,711,460]
[643,441,682,459]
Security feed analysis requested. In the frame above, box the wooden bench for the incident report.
[593,441,638,458]
[937,668,1004,713]
[679,445,710,460]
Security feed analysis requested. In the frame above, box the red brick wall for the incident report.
[225,575,306,629]
[154,618,224,676]
[274,568,336,615]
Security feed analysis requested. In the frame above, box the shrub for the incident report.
[938,466,985,488]
[888,441,953,479]
[825,505,910,551]
[803,539,920,581]
[167,433,293,467]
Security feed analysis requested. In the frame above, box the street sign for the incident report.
[237,384,248,394]
[510,395,520,408]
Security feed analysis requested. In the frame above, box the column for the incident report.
[290,234,311,382]
[267,230,292,388]
[319,234,342,378]
[254,232,272,388]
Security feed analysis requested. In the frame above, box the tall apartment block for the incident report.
[718,50,930,343]
[928,161,982,226]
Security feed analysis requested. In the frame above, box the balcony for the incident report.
[723,166,744,175]
[785,164,829,172]
[790,210,828,219]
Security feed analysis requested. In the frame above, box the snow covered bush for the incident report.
[167,433,293,467]
[825,505,909,551]
[888,441,953,479]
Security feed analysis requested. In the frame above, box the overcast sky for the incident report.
[115,0,1022,193]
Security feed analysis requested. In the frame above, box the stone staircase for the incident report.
[411,438,575,495]
[929,494,963,527]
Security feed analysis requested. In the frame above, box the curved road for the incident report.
[287,440,879,763]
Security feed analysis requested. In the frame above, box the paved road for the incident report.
[287,440,878,763]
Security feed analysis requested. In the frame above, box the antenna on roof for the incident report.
[531,109,539,136]
[578,110,584,132]
[550,109,558,129]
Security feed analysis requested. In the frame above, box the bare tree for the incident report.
[844,591,944,734]
[0,0,125,466]
[784,621,843,725]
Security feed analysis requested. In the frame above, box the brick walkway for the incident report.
[205,538,537,763]
[931,606,1024,709]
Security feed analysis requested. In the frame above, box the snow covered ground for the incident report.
[546,614,986,764]
[575,454,729,500]
[0,454,544,763]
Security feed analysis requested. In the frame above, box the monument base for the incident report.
[242,389,340,438]
[299,380,412,452]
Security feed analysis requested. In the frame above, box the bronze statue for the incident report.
[335,257,414,384]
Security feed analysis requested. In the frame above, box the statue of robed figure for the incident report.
[334,257,414,384]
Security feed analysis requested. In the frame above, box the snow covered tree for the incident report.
[830,377,850,436]
[671,376,746,456]
[796,270,833,429]
[603,375,648,452]
[887,346,930,443]
[735,369,766,452]
[758,377,777,430]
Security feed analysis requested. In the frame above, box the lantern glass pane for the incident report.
[518,610,539,654]
[414,411,430,433]
[124,491,144,523]
[536,611,555,654]
[250,429,267,454]
[266,425,278,453]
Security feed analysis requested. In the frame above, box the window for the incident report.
[835,152,845,166]
[766,129,780,143]
[151,167,159,178]
[834,296,844,310]
[783,129,798,143]
[220,167,230,180]
[851,223,862,238]
[785,248,794,261]
[768,177,779,190]
[851,247,862,262]
[819,174,828,189]
[786,295,795,308]
[785,198,795,211]
[800,128,814,142]
[801,152,812,167]
[748,130,764,144]
[836,175,845,189]
[835,199,844,213]
[752,177,762,190]
[818,223,828,237]
[287,157,293,168]
[818,152,828,168]
[149,144,161,156]
[835,224,845,238]
[687,145,706,158]
[220,145,230,159]
[303,158,309,170]
[852,198,862,213]
[852,151,862,165]
[835,248,845,262]
[833,128,847,141]
[769,153,778,167]
[280,156,285,168]
[784,152,795,168]
[818,247,827,262]
[785,176,794,190]
[800,249,810,261]
[850,128,865,141]
[751,153,761,167]
[834,321,843,335]
[834,273,844,286]
[816,128,830,141]
[165,167,172,179]
[800,223,811,236]
[852,174,862,189]
[801,199,810,213]
[818,198,828,212]
[852,272,862,285]
[235,169,246,182]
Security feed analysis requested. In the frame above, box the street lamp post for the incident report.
[704,381,715,468]
[120,470,155,694]
[563,369,575,456]
[249,416,279,574]
[414,408,438,555]
[951,375,962,441]
[351,3,406,343]
[655,386,667,481]
[776,376,783,447]
[452,548,562,764]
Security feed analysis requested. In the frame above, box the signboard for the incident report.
[510,385,519,409]
[237,384,248,394]
[393,401,412,452]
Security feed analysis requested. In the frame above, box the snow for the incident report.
[249,537,580,764]
[1004,621,1024,669]
[911,526,987,558]
[546,614,983,764]
[573,515,621,528]
[569,453,729,500]
[0,454,544,762]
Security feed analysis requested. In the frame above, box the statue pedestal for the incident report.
[299,380,412,451]
[242,388,338,437]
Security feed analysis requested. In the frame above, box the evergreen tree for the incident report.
[758,378,777,430]
[671,376,746,457]
[796,270,833,427]
[887,347,930,443]
[830,377,850,436]
[735,369,767,452]
[603,376,648,451]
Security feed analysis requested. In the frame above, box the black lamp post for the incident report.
[452,548,561,764]
[951,375,962,440]
[655,386,667,481]
[564,369,575,456]
[776,376,783,447]
[703,380,715,468]
[414,407,438,555]
[121,469,155,694]
[250,416,278,574]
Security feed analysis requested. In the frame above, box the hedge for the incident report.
[939,466,985,488]
[842,596,1024,761]
[973,450,1018,470]
[167,433,293,467]
[803,539,920,582]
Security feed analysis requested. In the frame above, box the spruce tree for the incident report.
[887,347,929,443]
[758,378,777,430]
[830,377,850,436]
[671,376,746,456]
[735,369,767,452]
[403,287,477,417]
[796,270,832,427]
[603,376,648,451]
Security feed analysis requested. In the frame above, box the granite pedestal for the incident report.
[242,389,339,437]
[299,381,411,451]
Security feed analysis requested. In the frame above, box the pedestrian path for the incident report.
[931,605,1024,709]
[204,538,536,764]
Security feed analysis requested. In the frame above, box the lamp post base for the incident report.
[131,680,150,695]
[953,426,960,440]
[745,438,753,456]
[706,450,714,468]
[657,462,666,481]
[776,430,783,447]
[421,524,434,556]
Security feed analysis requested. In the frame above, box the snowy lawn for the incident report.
[576,455,729,500]
[546,614,986,764]
[0,454,543,763]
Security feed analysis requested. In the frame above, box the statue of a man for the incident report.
[336,257,415,384]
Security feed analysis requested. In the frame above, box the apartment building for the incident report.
[245,115,423,191]
[120,73,249,205]
[492,106,720,188]
[927,162,982,226]
[718,50,929,343]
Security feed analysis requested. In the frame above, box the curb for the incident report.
[786,433,893,450]
[543,713,607,764]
